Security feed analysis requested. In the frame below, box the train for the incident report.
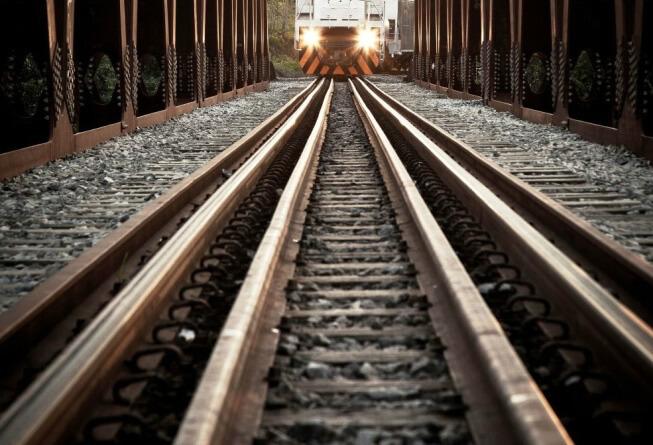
[295,0,414,77]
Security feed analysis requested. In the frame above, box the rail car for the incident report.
[295,0,414,77]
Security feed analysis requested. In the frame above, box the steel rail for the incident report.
[174,79,334,445]
[168,75,568,444]
[353,78,653,397]
[349,79,571,445]
[0,79,328,445]
[362,78,653,319]
[0,78,318,360]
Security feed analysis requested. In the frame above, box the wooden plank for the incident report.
[303,235,397,242]
[285,308,422,318]
[291,275,414,284]
[292,289,423,299]
[294,349,435,363]
[301,262,411,270]
[262,408,451,427]
[292,379,451,393]
[298,242,405,250]
[289,326,434,339]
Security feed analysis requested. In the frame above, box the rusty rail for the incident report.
[350,78,571,444]
[0,79,327,445]
[170,78,570,444]
[363,77,653,322]
[354,77,653,400]
[0,79,317,361]
[174,78,335,445]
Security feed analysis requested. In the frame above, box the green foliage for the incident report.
[93,54,118,105]
[267,0,305,76]
[19,54,46,117]
[570,50,594,102]
[268,0,296,56]
[272,53,304,77]
[525,53,547,95]
[141,54,163,97]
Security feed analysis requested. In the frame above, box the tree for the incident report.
[267,0,296,57]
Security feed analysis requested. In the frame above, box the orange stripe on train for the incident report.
[299,47,313,68]
[307,57,321,75]
[356,55,373,75]
[369,50,380,67]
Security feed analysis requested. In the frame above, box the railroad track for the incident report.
[367,77,653,256]
[256,82,472,443]
[0,79,652,445]
[0,80,310,311]
[0,79,318,412]
[366,77,653,319]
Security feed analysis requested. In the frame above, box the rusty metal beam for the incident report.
[0,0,270,180]
[415,0,653,161]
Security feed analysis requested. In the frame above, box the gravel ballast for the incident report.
[370,75,653,263]
[0,79,313,312]
[259,83,472,445]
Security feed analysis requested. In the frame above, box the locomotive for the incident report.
[295,0,414,77]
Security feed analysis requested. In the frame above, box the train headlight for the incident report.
[302,29,320,47]
[357,29,377,49]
